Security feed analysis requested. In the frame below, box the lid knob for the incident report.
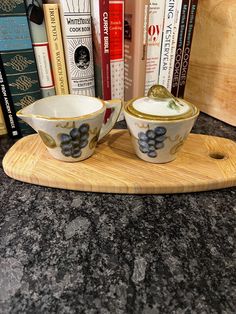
[147,85,175,101]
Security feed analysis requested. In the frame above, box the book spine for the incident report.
[0,0,42,138]
[43,3,69,95]
[99,0,111,100]
[0,58,21,138]
[90,0,103,99]
[171,0,190,96]
[25,0,55,97]
[91,0,111,100]
[177,0,198,98]
[0,104,7,136]
[109,0,124,100]
[144,0,165,95]
[166,0,183,91]
[59,0,95,96]
[158,0,179,89]
[0,50,43,137]
[124,0,150,101]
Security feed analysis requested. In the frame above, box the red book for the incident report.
[109,0,124,100]
[91,0,111,100]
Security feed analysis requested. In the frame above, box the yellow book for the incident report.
[0,105,7,136]
[43,3,69,95]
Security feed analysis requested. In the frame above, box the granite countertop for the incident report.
[0,113,236,313]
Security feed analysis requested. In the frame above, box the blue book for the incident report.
[0,0,42,138]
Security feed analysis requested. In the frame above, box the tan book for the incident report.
[43,3,69,95]
[124,0,150,101]
[0,105,7,136]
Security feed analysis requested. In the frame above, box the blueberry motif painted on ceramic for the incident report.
[138,126,167,158]
[60,123,90,158]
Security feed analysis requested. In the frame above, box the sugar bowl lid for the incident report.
[126,85,199,121]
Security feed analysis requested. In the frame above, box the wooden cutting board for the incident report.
[2,130,236,194]
[185,0,236,126]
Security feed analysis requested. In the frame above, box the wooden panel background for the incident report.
[185,0,236,126]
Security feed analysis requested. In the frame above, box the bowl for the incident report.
[124,85,199,163]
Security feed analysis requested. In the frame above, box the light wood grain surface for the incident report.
[185,0,236,126]
[3,130,236,194]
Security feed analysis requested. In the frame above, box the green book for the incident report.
[0,0,42,137]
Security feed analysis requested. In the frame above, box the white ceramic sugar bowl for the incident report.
[124,85,199,163]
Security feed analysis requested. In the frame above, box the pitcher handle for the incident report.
[98,99,122,141]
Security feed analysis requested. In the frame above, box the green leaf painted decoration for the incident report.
[89,128,100,149]
[168,100,181,111]
[38,130,57,148]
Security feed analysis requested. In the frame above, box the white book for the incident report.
[158,0,179,90]
[144,0,166,95]
[25,0,56,97]
[58,0,95,96]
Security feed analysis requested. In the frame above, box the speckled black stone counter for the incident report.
[0,113,236,313]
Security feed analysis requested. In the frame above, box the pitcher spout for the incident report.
[16,109,36,131]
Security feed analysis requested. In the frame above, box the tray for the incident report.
[3,130,236,194]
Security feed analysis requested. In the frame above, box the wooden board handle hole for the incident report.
[209,152,227,160]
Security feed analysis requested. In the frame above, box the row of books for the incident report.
[125,0,198,100]
[0,0,45,138]
[0,0,125,138]
[0,0,198,139]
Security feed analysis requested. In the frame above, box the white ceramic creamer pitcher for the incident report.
[17,95,122,162]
